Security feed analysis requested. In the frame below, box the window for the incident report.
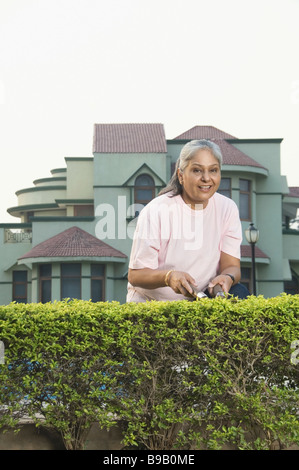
[61,264,81,300]
[13,271,27,303]
[134,174,155,207]
[26,211,34,222]
[74,205,94,217]
[217,178,231,198]
[284,272,299,295]
[239,179,251,220]
[91,264,105,302]
[39,264,52,303]
[241,267,251,294]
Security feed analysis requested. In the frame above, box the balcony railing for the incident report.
[4,229,32,244]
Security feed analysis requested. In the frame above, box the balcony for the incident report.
[4,229,32,244]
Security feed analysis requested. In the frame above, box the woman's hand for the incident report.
[167,271,197,298]
[128,268,197,298]
[208,274,234,295]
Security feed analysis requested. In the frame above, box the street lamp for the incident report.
[245,223,259,295]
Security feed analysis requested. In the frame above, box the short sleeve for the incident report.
[128,204,161,270]
[220,202,242,259]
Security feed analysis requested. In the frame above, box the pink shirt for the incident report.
[127,192,242,302]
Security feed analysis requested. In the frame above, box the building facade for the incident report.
[0,123,299,305]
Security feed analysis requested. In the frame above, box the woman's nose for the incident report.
[201,171,211,181]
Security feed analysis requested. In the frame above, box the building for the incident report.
[0,123,299,305]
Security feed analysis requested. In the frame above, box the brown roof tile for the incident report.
[241,245,269,259]
[19,227,127,260]
[173,125,238,140]
[287,187,299,198]
[173,126,265,169]
[93,123,167,153]
[215,139,266,169]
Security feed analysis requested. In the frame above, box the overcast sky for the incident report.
[1,0,299,222]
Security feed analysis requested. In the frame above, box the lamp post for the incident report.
[245,223,259,295]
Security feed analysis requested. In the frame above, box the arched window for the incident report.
[134,174,155,206]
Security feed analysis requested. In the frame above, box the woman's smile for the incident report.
[198,185,212,191]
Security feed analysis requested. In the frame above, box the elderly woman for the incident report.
[127,139,249,302]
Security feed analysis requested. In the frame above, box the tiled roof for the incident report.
[241,245,269,259]
[174,125,237,140]
[93,123,167,153]
[173,126,265,169]
[19,227,127,260]
[215,139,266,168]
[287,187,299,198]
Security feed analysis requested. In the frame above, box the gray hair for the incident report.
[159,139,223,196]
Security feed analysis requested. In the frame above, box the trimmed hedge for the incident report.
[0,294,299,450]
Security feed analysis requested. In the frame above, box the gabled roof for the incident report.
[122,163,166,186]
[173,125,237,140]
[93,123,167,153]
[172,125,266,169]
[215,139,266,169]
[19,227,127,260]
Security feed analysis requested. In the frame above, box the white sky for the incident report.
[1,0,299,223]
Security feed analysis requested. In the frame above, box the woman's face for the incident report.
[178,149,221,209]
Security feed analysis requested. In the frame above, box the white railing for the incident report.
[4,229,32,243]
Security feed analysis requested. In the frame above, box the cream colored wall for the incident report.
[17,188,67,206]
[66,159,94,200]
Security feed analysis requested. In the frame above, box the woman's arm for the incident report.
[128,268,197,297]
[208,251,241,294]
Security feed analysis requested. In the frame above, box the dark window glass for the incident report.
[13,271,27,282]
[217,178,231,198]
[91,264,105,277]
[239,179,250,192]
[91,264,105,302]
[14,283,26,297]
[41,280,51,303]
[241,267,251,293]
[61,264,81,300]
[62,278,81,299]
[134,174,155,207]
[13,271,27,303]
[284,272,299,295]
[91,279,103,302]
[40,264,51,277]
[240,193,250,219]
[239,179,251,220]
[136,189,153,200]
[135,175,153,186]
[61,264,81,277]
[39,264,52,303]
[74,205,94,216]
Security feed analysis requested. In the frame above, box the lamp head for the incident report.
[245,222,259,244]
